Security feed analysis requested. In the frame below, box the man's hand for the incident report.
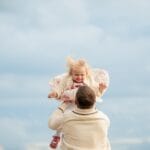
[60,94,71,102]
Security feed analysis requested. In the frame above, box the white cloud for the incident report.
[0,73,49,100]
[112,137,150,145]
[0,117,28,138]
[0,145,4,150]
[25,142,49,150]
[22,137,150,150]
[89,0,150,21]
[0,0,150,72]
[0,116,53,150]
[145,64,150,73]
[0,117,29,149]
[0,1,150,150]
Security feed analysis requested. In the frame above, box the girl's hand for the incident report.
[99,83,107,93]
[48,92,58,98]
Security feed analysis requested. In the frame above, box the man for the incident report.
[48,86,111,150]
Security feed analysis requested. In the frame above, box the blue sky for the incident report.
[0,0,150,149]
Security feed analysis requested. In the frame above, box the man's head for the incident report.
[75,86,96,109]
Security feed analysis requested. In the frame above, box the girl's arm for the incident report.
[48,73,68,99]
[93,69,110,96]
[48,91,58,98]
[60,88,78,102]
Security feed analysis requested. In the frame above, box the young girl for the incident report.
[48,56,109,149]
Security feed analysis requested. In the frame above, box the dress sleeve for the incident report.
[93,69,110,87]
[48,73,67,98]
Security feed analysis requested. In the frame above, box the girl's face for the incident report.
[71,67,87,83]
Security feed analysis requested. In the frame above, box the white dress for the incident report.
[49,68,109,103]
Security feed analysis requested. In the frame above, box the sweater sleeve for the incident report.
[48,102,68,131]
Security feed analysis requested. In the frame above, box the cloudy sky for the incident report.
[0,0,150,149]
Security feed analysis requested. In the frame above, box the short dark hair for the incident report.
[75,86,96,109]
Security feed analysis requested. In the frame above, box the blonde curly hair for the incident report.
[66,56,91,77]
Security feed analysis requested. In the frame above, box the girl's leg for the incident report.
[49,131,61,149]
[55,131,61,136]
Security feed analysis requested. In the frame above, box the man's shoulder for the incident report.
[62,110,76,122]
[97,110,110,124]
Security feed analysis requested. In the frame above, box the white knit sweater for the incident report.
[48,104,111,150]
[49,68,109,102]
